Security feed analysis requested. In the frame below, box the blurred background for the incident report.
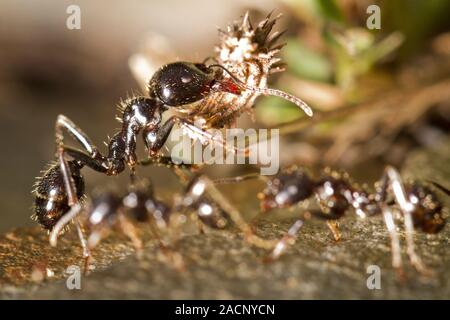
[0,0,449,233]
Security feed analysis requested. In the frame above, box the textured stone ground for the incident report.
[1,141,449,299]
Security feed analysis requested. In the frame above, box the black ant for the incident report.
[215,166,447,275]
[32,12,310,259]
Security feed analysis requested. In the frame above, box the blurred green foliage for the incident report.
[258,0,450,123]
[382,0,450,57]
[283,39,332,82]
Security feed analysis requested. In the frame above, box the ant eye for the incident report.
[149,62,214,107]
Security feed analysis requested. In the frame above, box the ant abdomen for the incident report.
[32,161,85,231]
[407,183,446,233]
[314,177,351,219]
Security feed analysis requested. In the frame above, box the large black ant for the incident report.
[32,12,310,259]
[215,166,448,275]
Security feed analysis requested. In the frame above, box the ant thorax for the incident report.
[191,13,284,129]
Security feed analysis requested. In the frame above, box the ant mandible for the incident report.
[33,12,311,260]
[215,166,447,276]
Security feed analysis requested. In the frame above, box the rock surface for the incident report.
[1,141,449,299]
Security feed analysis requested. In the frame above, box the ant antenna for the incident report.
[208,64,313,117]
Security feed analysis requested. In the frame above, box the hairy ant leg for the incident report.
[178,120,251,156]
[117,213,144,256]
[147,217,185,271]
[51,116,111,253]
[55,115,99,155]
[49,202,90,268]
[138,155,195,169]
[266,220,304,262]
[214,173,266,185]
[214,173,270,226]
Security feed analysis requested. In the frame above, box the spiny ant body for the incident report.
[216,166,447,274]
[32,12,310,259]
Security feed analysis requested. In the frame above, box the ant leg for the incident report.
[52,117,113,249]
[326,220,341,242]
[178,120,250,156]
[213,173,268,228]
[213,173,267,185]
[49,147,108,246]
[143,116,180,157]
[265,220,304,262]
[75,220,91,273]
[188,175,278,250]
[196,217,206,234]
[428,181,450,196]
[144,115,249,161]
[49,203,82,246]
[138,155,196,171]
[202,56,218,65]
[58,149,77,206]
[381,205,403,276]
[53,115,108,251]
[55,115,102,159]
[64,146,108,173]
[404,210,433,276]
[117,213,143,257]
[49,202,91,270]
[147,217,185,271]
[380,166,432,275]
[87,228,110,251]
[49,147,86,251]
[55,115,108,195]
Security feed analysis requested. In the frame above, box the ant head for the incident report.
[148,62,241,107]
[407,184,446,234]
[259,168,314,212]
